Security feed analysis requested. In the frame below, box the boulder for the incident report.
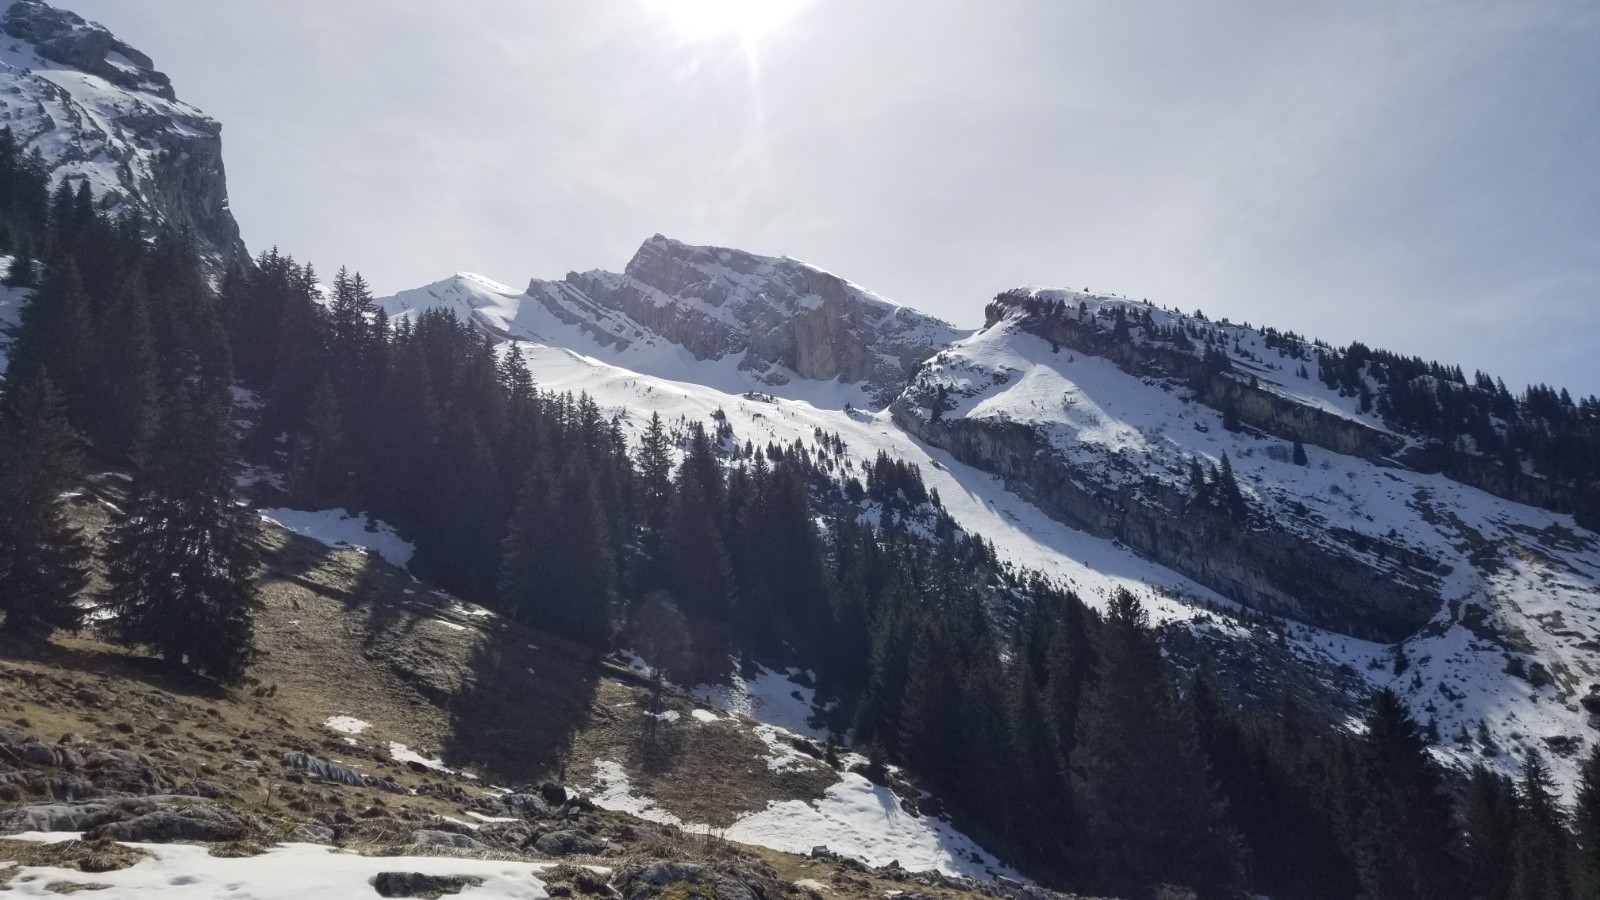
[372,872,485,899]
[532,829,606,857]
[87,805,259,843]
[408,829,488,852]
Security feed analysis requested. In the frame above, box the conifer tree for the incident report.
[1351,689,1462,900]
[0,374,90,637]
[1575,744,1600,897]
[6,258,91,416]
[1513,750,1573,900]
[1293,438,1308,466]
[104,387,260,682]
[1074,590,1242,896]
[1461,764,1518,900]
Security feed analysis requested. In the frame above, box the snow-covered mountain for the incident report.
[378,252,1600,797]
[0,0,246,272]
[380,235,965,406]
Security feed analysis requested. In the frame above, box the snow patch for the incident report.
[322,716,369,736]
[258,508,414,567]
[0,833,563,899]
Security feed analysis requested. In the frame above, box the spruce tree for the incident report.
[0,374,91,637]
[104,387,260,682]
[1461,765,1517,900]
[1073,590,1242,896]
[1513,750,1573,900]
[1576,744,1600,897]
[1352,689,1462,900]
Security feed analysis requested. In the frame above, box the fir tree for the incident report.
[1351,689,1462,900]
[104,387,260,682]
[1575,744,1600,897]
[1461,765,1518,900]
[1513,750,1573,900]
[1073,590,1242,896]
[0,374,91,637]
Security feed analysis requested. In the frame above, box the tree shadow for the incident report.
[440,614,601,786]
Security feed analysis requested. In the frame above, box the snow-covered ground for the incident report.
[692,664,831,739]
[0,833,565,899]
[918,300,1600,797]
[257,508,414,567]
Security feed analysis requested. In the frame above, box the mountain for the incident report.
[380,235,965,406]
[376,249,1600,798]
[0,0,247,273]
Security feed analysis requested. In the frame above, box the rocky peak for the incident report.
[3,0,174,98]
[0,0,247,274]
[530,235,965,405]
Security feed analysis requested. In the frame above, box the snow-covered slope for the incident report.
[897,291,1600,795]
[374,251,1600,798]
[0,0,246,271]
[378,236,965,406]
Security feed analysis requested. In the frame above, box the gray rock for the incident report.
[497,792,551,820]
[281,751,408,795]
[291,822,336,844]
[532,829,606,857]
[172,779,242,801]
[408,829,488,851]
[372,872,485,899]
[87,805,258,843]
[0,801,111,833]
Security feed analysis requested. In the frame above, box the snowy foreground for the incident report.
[0,833,574,899]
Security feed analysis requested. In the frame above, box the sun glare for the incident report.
[648,0,808,41]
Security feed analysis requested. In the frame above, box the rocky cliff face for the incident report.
[892,401,1442,641]
[0,0,247,273]
[528,236,964,405]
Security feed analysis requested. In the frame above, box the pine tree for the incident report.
[104,387,260,682]
[6,258,92,417]
[1351,689,1462,900]
[0,374,91,638]
[1293,438,1308,466]
[1513,750,1573,900]
[1073,590,1242,896]
[498,456,616,646]
[1575,744,1600,897]
[1461,765,1518,900]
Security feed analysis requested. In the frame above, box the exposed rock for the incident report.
[408,829,488,851]
[0,0,248,274]
[613,860,779,900]
[291,822,336,844]
[532,828,606,857]
[0,800,112,833]
[282,751,409,795]
[893,400,1439,641]
[372,872,486,899]
[86,805,260,843]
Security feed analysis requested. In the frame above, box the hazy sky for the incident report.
[69,0,1600,393]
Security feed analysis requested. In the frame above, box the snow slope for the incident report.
[910,298,1600,796]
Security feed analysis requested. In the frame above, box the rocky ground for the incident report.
[0,472,1106,899]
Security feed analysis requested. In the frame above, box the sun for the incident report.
[647,0,808,41]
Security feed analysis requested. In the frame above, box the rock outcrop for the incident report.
[892,401,1442,641]
[529,236,964,405]
[0,0,248,274]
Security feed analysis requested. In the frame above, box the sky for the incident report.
[68,0,1600,393]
